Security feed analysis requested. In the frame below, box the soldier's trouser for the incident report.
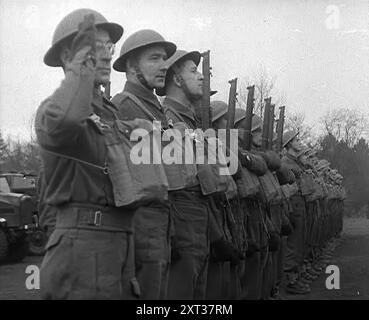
[134,204,171,300]
[206,261,229,299]
[241,199,265,299]
[270,204,283,291]
[284,195,306,274]
[41,206,137,300]
[39,204,57,238]
[167,192,209,300]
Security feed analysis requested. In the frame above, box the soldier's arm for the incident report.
[35,47,95,148]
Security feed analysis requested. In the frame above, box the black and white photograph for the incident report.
[0,0,368,305]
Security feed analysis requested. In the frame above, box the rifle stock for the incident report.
[262,97,271,151]
[268,104,275,150]
[243,85,255,151]
[201,50,211,130]
[226,78,238,155]
[277,106,285,152]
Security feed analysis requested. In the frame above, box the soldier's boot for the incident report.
[285,281,311,295]
[270,284,285,300]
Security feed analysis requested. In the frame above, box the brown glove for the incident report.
[70,13,97,66]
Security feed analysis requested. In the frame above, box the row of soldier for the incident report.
[36,8,346,299]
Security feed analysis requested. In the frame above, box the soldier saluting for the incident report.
[35,9,141,299]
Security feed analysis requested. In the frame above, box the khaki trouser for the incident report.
[241,199,266,299]
[134,205,171,300]
[41,207,137,300]
[167,192,210,300]
[284,195,306,274]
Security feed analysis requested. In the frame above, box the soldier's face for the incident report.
[178,60,203,98]
[290,137,301,151]
[94,29,114,86]
[252,128,262,147]
[136,46,168,89]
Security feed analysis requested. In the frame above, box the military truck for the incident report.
[0,174,39,263]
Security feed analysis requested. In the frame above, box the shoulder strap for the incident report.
[163,104,186,123]
[41,147,109,174]
[122,92,157,121]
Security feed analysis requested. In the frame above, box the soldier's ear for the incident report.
[60,47,72,67]
[173,74,182,88]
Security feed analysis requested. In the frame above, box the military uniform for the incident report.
[35,9,145,300]
[111,82,172,300]
[162,97,211,300]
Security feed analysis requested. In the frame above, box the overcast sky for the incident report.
[1,0,369,141]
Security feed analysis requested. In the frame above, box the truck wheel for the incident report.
[28,229,47,256]
[7,236,29,263]
[0,228,9,263]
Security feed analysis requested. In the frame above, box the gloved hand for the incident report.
[70,13,97,67]
[211,238,241,265]
[259,150,281,171]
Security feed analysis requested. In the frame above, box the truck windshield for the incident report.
[0,177,11,193]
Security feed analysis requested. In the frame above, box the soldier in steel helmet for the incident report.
[35,9,142,299]
[111,30,176,300]
[281,131,312,294]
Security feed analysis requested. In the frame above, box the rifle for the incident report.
[226,78,238,156]
[200,50,211,130]
[276,106,285,152]
[104,81,111,100]
[262,97,271,151]
[268,104,275,150]
[243,85,255,151]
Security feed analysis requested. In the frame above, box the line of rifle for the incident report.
[262,97,271,151]
[200,50,211,130]
[268,104,275,150]
[226,78,238,156]
[276,106,285,152]
[243,85,255,151]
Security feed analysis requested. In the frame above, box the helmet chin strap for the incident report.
[134,65,153,91]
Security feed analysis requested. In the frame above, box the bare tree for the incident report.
[320,107,368,147]
[237,65,277,118]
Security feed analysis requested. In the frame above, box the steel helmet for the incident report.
[44,8,124,67]
[113,29,176,72]
[251,114,262,132]
[234,108,246,126]
[211,100,228,123]
[156,50,201,96]
[282,130,299,148]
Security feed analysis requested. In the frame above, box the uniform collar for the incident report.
[163,97,199,126]
[124,81,162,111]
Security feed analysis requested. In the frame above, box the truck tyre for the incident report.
[0,228,9,263]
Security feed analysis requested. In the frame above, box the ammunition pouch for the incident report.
[197,137,229,196]
[161,122,198,191]
[259,150,282,171]
[103,118,169,207]
[298,173,315,196]
[258,171,280,204]
[236,167,261,199]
